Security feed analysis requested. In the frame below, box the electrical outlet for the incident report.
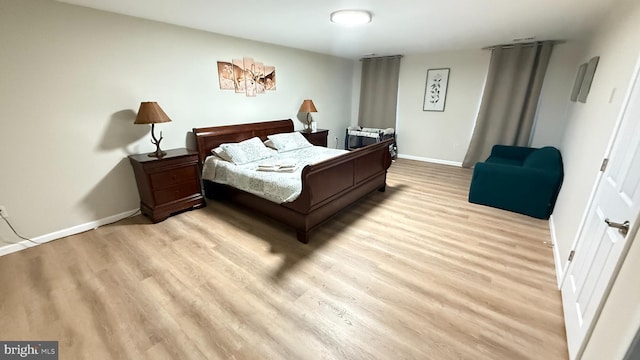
[0,206,7,218]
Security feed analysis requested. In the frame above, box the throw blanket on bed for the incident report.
[202,146,348,203]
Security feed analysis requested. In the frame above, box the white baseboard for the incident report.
[0,209,138,257]
[549,214,564,289]
[397,154,463,167]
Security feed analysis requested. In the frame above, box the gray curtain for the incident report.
[624,326,640,360]
[358,55,402,129]
[462,41,554,168]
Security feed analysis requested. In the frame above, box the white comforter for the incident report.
[202,146,348,203]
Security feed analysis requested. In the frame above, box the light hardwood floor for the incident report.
[0,159,568,359]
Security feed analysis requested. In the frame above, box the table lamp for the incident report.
[134,101,172,158]
[298,99,317,130]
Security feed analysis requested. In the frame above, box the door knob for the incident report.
[604,218,630,236]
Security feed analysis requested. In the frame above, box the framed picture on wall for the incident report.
[423,68,450,111]
[570,63,587,102]
[578,56,600,103]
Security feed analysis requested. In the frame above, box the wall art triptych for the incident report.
[217,57,276,97]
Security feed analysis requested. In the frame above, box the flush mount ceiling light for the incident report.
[330,10,372,25]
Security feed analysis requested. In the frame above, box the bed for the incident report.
[193,119,393,243]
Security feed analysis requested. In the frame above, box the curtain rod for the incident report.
[360,55,404,61]
[482,40,565,50]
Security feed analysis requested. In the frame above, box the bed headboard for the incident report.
[192,119,294,165]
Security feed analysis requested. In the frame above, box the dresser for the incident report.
[298,129,329,147]
[128,148,206,223]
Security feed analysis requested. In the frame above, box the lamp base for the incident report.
[148,123,166,158]
[305,113,312,130]
[148,150,167,158]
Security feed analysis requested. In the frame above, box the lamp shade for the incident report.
[134,102,172,125]
[298,99,318,113]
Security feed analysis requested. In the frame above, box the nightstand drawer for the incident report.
[153,181,201,204]
[150,165,197,189]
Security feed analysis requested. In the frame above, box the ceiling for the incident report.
[57,0,617,59]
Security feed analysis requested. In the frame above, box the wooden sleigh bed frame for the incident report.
[193,119,393,243]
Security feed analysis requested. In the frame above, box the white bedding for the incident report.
[202,146,348,203]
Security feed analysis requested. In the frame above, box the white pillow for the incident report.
[210,146,232,162]
[263,139,277,149]
[267,132,313,152]
[220,137,276,165]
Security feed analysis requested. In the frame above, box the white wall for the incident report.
[531,42,586,148]
[549,0,640,278]
[396,50,490,164]
[0,0,354,247]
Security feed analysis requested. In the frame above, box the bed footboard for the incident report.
[285,138,393,213]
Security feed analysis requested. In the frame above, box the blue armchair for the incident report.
[468,145,564,219]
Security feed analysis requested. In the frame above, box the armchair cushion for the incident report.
[468,145,563,219]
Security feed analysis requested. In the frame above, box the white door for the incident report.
[562,64,640,359]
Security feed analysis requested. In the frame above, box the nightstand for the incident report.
[299,129,329,147]
[128,148,206,223]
